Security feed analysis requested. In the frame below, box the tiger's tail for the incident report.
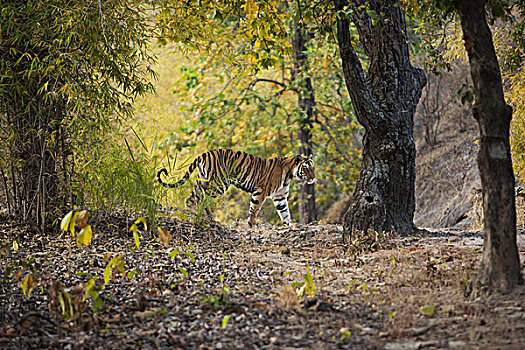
[156,159,198,188]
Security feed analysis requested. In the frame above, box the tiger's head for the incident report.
[293,154,316,185]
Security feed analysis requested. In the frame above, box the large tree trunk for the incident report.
[291,24,317,224]
[334,0,426,240]
[455,0,522,293]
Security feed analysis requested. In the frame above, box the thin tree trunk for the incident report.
[455,0,522,294]
[291,24,317,223]
[334,0,426,240]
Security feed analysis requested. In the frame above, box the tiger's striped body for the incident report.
[156,149,316,226]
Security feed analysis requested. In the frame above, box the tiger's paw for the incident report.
[247,221,262,229]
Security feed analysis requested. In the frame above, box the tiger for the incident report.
[156,149,316,226]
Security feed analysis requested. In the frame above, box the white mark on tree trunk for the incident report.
[488,141,507,160]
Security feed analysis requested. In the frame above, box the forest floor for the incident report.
[1,215,525,350]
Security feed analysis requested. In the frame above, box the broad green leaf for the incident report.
[421,305,435,317]
[388,311,395,321]
[170,249,180,259]
[221,314,232,328]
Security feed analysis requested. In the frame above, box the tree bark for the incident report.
[291,24,317,224]
[334,0,426,240]
[455,0,522,293]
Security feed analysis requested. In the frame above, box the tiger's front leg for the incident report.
[271,188,291,226]
[248,190,266,227]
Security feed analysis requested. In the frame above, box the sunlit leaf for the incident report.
[303,272,316,297]
[178,267,189,279]
[421,305,435,317]
[388,311,395,321]
[83,278,96,302]
[221,314,232,328]
[170,249,180,259]
[133,229,140,248]
[104,255,123,284]
[60,211,73,231]
[134,217,148,232]
[21,274,35,298]
[70,211,79,236]
[184,251,195,263]
[77,225,93,248]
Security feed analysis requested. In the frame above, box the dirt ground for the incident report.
[1,215,524,350]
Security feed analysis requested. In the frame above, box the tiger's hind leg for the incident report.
[248,190,267,227]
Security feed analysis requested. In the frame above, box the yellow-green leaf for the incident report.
[421,305,435,317]
[70,211,79,236]
[59,290,73,320]
[60,211,73,231]
[76,225,93,248]
[83,278,96,302]
[133,228,140,248]
[83,225,93,246]
[134,217,148,232]
[178,267,188,279]
[21,274,34,297]
[222,314,232,328]
[76,230,85,248]
[104,255,122,284]
[12,240,19,252]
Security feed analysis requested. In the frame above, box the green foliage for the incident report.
[221,314,233,328]
[77,131,165,226]
[130,217,148,248]
[291,269,317,298]
[104,255,127,284]
[0,0,155,228]
[139,41,361,223]
[145,0,363,222]
[61,210,93,248]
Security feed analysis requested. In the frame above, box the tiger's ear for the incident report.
[307,154,313,161]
